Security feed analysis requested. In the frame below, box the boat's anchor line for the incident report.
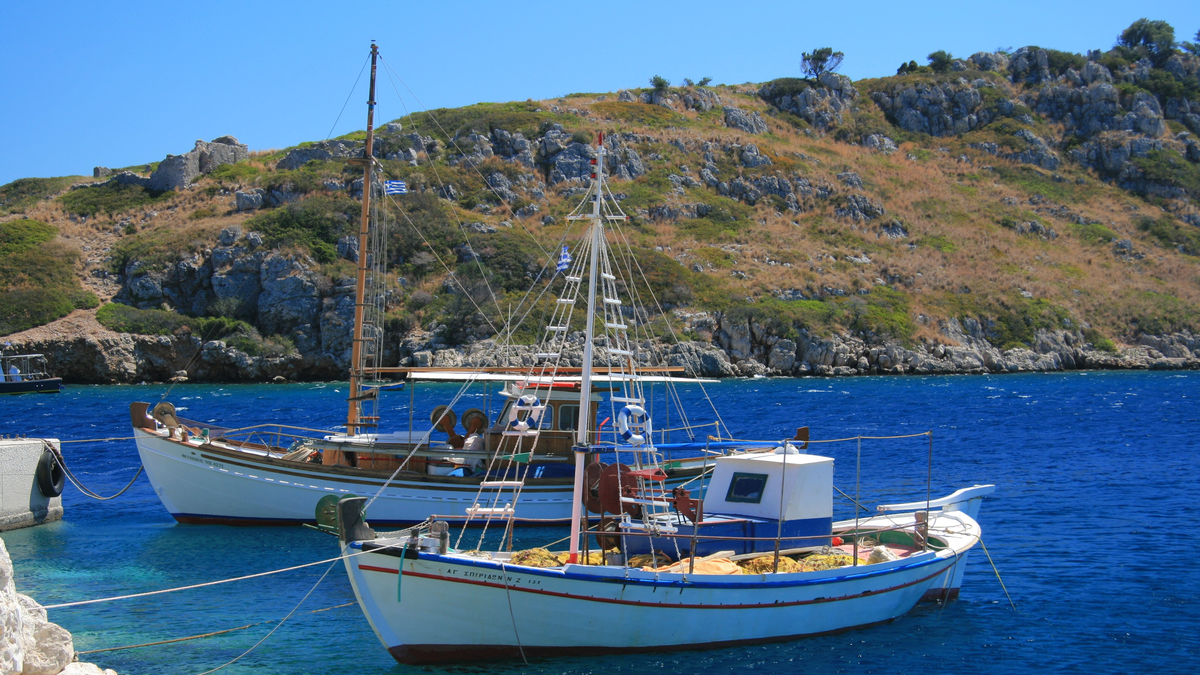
[979,535,1016,609]
[43,440,144,501]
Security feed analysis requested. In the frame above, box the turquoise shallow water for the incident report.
[1,371,1197,674]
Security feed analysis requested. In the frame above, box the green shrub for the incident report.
[590,102,687,127]
[244,194,360,263]
[1130,149,1200,199]
[1136,216,1200,255]
[1023,47,1086,75]
[0,219,56,256]
[95,303,250,339]
[0,221,99,334]
[650,75,670,92]
[1129,291,1197,335]
[1070,222,1117,245]
[393,102,551,144]
[0,177,83,215]
[760,77,811,100]
[927,50,954,73]
[1117,18,1177,65]
[1082,327,1117,352]
[222,324,297,357]
[983,297,1070,349]
[189,208,217,220]
[719,289,915,342]
[993,165,1090,203]
[58,181,170,217]
[0,289,75,335]
[205,162,261,182]
[916,235,957,253]
[945,295,1070,350]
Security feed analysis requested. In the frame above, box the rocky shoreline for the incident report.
[4,309,1196,385]
[1,540,117,675]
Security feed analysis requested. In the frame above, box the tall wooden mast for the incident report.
[567,136,607,562]
[331,40,379,464]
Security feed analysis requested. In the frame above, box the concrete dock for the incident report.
[0,438,63,531]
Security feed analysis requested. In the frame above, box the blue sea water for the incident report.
[1,371,1197,674]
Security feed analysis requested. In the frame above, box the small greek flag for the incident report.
[556,245,572,273]
[384,180,408,195]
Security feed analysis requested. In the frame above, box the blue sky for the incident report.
[1,0,1197,186]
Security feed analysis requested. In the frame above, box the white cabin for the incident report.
[704,452,833,523]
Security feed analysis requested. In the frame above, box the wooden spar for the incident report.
[333,40,379,465]
[568,135,607,564]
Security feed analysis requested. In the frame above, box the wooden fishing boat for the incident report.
[128,42,733,526]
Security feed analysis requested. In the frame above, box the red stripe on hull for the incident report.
[387,617,898,665]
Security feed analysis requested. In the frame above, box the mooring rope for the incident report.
[43,541,404,610]
[194,558,341,675]
[43,440,143,501]
[74,603,356,654]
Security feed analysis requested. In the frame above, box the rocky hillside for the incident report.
[2,20,1200,382]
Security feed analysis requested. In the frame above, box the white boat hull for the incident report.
[133,429,705,525]
[345,511,981,663]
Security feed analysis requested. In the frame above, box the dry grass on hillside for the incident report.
[11,82,1198,343]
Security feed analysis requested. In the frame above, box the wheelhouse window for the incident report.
[725,472,769,504]
[496,400,553,430]
[558,405,579,431]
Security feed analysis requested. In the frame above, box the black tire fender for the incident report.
[36,449,65,498]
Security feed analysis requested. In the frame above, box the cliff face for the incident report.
[5,307,1197,384]
[3,30,1200,382]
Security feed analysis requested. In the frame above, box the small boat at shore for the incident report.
[0,346,61,395]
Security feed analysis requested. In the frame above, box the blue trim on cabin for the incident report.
[621,515,833,558]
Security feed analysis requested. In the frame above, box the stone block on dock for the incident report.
[0,439,63,532]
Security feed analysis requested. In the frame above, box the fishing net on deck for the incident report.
[797,553,856,571]
[739,555,804,574]
[554,550,616,565]
[643,558,742,575]
[626,552,675,569]
[510,548,560,568]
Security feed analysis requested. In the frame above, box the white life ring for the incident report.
[617,404,652,447]
[508,394,543,432]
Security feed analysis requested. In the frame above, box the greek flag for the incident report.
[384,180,407,195]
[556,245,572,273]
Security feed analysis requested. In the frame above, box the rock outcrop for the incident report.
[276,140,365,172]
[871,80,996,137]
[703,311,1200,377]
[759,73,859,131]
[1,539,117,675]
[149,137,249,191]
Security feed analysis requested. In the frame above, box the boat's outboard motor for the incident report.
[336,496,375,543]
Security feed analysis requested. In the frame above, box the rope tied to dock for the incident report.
[42,440,143,501]
[43,540,408,610]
